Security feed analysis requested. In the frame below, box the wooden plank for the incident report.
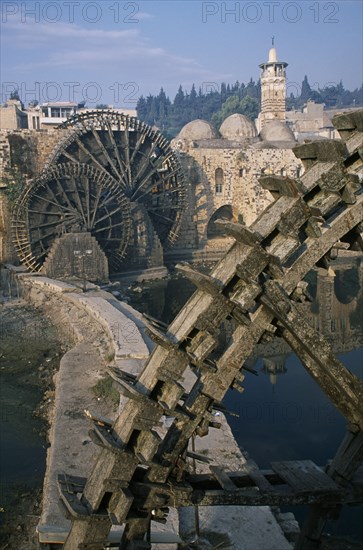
[37,525,68,544]
[210,466,238,492]
[266,234,300,262]
[84,409,113,428]
[271,460,340,493]
[253,196,297,239]
[58,488,89,518]
[187,450,212,464]
[58,473,87,492]
[307,190,341,216]
[247,469,275,494]
[92,423,124,452]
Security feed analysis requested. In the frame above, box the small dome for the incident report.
[259,120,296,142]
[220,113,257,140]
[178,119,218,140]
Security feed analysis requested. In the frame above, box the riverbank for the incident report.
[0,299,64,549]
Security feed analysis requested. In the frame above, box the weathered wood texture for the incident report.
[60,110,363,549]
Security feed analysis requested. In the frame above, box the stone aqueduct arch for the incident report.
[53,111,363,549]
[206,204,240,239]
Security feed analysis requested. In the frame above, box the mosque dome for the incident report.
[178,119,219,140]
[219,113,257,140]
[259,120,296,142]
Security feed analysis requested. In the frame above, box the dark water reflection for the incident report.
[123,257,363,541]
[0,305,61,532]
[226,348,362,468]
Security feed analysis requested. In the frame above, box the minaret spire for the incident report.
[258,43,288,128]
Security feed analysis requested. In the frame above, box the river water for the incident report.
[0,302,62,542]
[0,258,361,544]
[120,257,363,543]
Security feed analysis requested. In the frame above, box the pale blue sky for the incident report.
[1,1,362,107]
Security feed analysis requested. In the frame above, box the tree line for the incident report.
[136,76,363,139]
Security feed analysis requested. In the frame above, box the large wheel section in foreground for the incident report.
[61,112,363,549]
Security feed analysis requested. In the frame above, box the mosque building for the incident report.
[167,45,303,262]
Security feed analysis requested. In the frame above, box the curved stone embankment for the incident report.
[17,273,294,549]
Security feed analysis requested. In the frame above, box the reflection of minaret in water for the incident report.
[261,355,288,389]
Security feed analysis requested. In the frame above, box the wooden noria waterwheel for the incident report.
[12,163,131,273]
[12,111,185,274]
[58,111,363,549]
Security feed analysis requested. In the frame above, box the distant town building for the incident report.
[0,99,28,130]
[286,101,338,140]
[1,100,137,130]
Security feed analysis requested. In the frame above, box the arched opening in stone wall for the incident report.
[207,205,238,239]
[215,168,224,194]
[334,265,360,305]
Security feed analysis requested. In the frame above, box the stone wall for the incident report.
[0,128,68,182]
[42,232,109,283]
[0,102,28,130]
[0,191,12,264]
[173,142,302,254]
[123,203,164,272]
[0,129,67,264]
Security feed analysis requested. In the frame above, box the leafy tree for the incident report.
[136,96,147,119]
[211,95,259,129]
[301,75,312,101]
[136,76,362,139]
[3,169,26,208]
[9,89,24,109]
[173,85,185,109]
[10,89,21,101]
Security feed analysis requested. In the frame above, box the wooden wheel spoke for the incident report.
[132,144,162,188]
[147,204,181,211]
[31,194,74,214]
[105,122,130,191]
[129,129,147,165]
[75,138,109,175]
[33,219,64,230]
[148,210,177,224]
[54,178,77,213]
[121,124,132,189]
[93,206,121,226]
[68,176,87,227]
[60,149,80,164]
[98,194,118,212]
[91,128,120,180]
[30,228,60,244]
[27,209,62,216]
[93,220,125,234]
[85,176,91,229]
[89,185,102,229]
[130,167,159,201]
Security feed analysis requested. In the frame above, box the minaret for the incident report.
[259,39,288,128]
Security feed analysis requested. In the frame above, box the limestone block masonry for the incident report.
[0,128,68,265]
[42,232,109,283]
[172,144,300,252]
